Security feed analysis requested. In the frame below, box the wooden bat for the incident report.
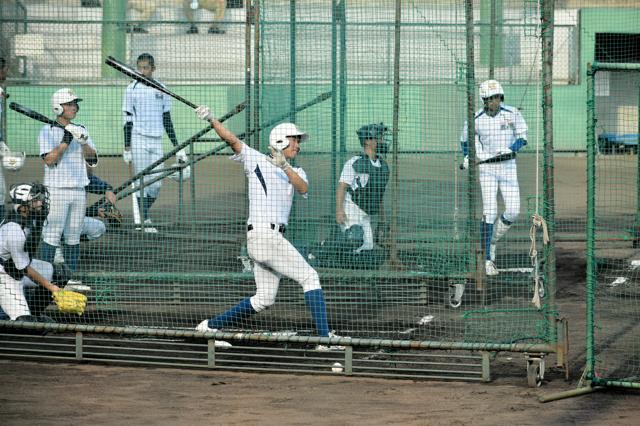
[105,56,198,109]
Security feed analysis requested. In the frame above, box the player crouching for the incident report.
[0,183,61,320]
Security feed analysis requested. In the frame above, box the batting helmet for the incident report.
[52,88,82,115]
[479,80,504,100]
[2,151,26,171]
[269,123,308,151]
[9,182,50,215]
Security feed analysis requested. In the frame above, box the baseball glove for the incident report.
[53,290,87,315]
[103,203,123,228]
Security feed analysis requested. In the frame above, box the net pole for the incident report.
[465,0,480,287]
[101,0,126,78]
[339,0,347,164]
[331,0,338,209]
[585,63,597,381]
[388,0,401,266]
[253,0,261,149]
[245,0,253,147]
[290,0,297,122]
[488,0,496,78]
[541,0,557,346]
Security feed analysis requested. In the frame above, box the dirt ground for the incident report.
[2,155,639,424]
[2,245,639,426]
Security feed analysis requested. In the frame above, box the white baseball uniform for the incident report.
[123,80,172,199]
[0,222,53,320]
[0,98,5,212]
[39,125,96,247]
[232,142,320,311]
[338,155,389,252]
[460,104,527,224]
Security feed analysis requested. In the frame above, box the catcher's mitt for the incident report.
[103,203,123,227]
[53,290,87,315]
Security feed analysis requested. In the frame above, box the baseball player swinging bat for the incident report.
[105,56,199,109]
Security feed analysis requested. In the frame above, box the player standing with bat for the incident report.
[193,105,344,350]
[122,53,185,233]
[38,88,97,282]
[459,80,528,276]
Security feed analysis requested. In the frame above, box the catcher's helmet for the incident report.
[269,123,308,151]
[52,88,82,115]
[479,79,504,100]
[9,182,50,216]
[2,151,26,171]
[357,122,389,154]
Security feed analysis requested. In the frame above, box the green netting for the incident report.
[587,61,640,389]
[0,0,559,354]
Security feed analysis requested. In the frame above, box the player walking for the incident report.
[0,183,61,320]
[38,88,97,278]
[460,80,528,276]
[336,123,390,253]
[193,105,339,348]
[123,53,186,233]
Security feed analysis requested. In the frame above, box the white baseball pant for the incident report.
[479,160,520,224]
[42,188,86,247]
[0,259,53,320]
[339,198,374,252]
[247,225,321,312]
[132,133,163,199]
[82,217,106,240]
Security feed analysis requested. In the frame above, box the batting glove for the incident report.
[267,147,292,171]
[65,124,89,145]
[195,106,215,122]
[459,155,469,170]
[176,149,188,163]
[122,150,133,164]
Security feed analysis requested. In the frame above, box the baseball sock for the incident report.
[0,205,5,221]
[208,297,256,329]
[141,196,156,221]
[63,244,80,273]
[481,221,494,261]
[304,289,330,337]
[39,242,57,264]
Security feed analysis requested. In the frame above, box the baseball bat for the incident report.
[105,56,198,109]
[9,102,64,128]
[87,100,247,211]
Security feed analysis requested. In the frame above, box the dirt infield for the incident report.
[2,246,639,425]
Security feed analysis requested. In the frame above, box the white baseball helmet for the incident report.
[269,123,308,151]
[479,80,504,100]
[2,151,26,171]
[52,88,82,115]
[169,164,191,182]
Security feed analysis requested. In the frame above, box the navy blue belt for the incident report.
[247,224,286,234]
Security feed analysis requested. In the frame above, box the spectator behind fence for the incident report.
[127,0,227,34]
[184,0,226,34]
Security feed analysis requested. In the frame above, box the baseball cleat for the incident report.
[135,219,158,233]
[195,320,232,348]
[485,260,499,276]
[316,332,350,351]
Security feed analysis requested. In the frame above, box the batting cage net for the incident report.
[586,61,640,389]
[0,0,572,373]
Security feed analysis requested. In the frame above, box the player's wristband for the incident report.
[61,131,73,145]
